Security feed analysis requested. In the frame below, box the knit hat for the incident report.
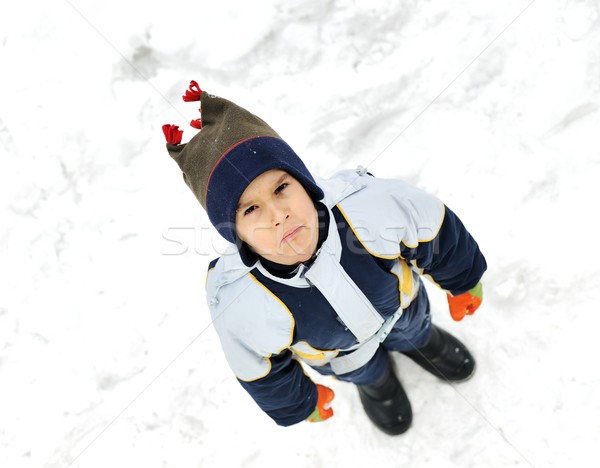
[163,81,324,244]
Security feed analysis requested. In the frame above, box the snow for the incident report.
[1,0,599,467]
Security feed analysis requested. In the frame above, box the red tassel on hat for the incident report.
[162,124,184,145]
[182,80,202,102]
[190,118,202,129]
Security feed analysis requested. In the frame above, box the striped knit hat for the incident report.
[163,81,324,243]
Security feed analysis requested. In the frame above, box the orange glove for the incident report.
[306,384,335,423]
[447,282,483,321]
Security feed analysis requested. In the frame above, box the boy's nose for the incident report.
[270,204,290,226]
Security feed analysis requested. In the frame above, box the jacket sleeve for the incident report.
[400,203,487,296]
[238,351,318,427]
[206,265,318,427]
[336,173,487,296]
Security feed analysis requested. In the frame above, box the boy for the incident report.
[163,81,486,435]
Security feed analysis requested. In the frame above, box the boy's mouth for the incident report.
[281,226,303,244]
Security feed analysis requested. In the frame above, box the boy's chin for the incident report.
[260,243,316,265]
[264,251,313,266]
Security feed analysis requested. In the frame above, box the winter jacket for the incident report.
[205,169,487,426]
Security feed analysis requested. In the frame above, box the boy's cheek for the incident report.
[235,220,261,244]
[241,228,282,255]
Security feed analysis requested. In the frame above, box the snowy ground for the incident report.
[1,0,600,467]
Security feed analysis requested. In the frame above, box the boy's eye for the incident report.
[241,182,289,216]
[275,182,289,194]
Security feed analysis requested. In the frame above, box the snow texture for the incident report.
[1,0,599,467]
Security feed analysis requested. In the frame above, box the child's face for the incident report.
[235,169,319,265]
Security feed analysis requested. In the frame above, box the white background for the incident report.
[1,1,599,467]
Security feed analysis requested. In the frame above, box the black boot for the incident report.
[356,364,412,435]
[402,325,476,382]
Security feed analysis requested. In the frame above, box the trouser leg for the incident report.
[382,281,476,381]
[382,282,433,353]
[313,344,391,386]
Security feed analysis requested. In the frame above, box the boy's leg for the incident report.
[402,325,476,382]
[382,282,434,352]
[354,354,412,435]
[316,348,412,435]
[384,283,476,381]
